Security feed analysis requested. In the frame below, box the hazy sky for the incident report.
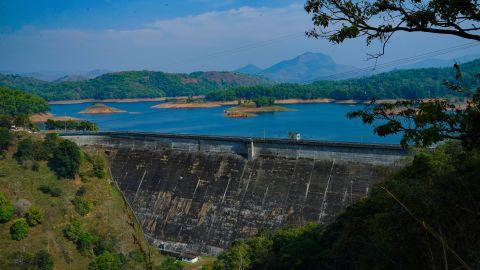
[1,0,479,73]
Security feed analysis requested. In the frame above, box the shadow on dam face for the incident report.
[61,132,410,255]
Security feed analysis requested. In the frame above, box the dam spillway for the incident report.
[61,132,411,255]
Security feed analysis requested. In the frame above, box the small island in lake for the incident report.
[224,98,291,118]
[151,96,236,109]
[79,103,126,114]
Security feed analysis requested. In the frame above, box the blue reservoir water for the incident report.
[50,102,402,144]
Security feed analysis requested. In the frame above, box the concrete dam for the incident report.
[61,132,411,255]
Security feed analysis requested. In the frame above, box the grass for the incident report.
[0,136,217,269]
[0,144,158,269]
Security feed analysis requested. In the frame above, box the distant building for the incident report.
[289,132,301,141]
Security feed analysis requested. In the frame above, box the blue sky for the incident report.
[1,0,478,73]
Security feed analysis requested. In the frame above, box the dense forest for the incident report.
[0,87,50,116]
[0,71,271,101]
[206,60,480,101]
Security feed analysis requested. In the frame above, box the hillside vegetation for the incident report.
[0,132,167,269]
[213,143,480,269]
[0,87,49,116]
[0,71,271,101]
[207,60,480,101]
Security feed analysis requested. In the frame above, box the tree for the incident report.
[10,218,29,240]
[25,206,44,226]
[0,127,13,153]
[159,257,183,270]
[0,192,14,223]
[34,250,54,270]
[305,0,480,148]
[88,251,123,270]
[305,0,480,58]
[48,139,82,178]
[72,196,93,216]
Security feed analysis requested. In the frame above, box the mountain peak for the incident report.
[235,64,263,75]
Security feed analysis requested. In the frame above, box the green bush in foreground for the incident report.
[48,139,82,178]
[0,192,14,223]
[34,250,54,270]
[88,251,124,270]
[10,218,29,240]
[72,196,93,216]
[25,206,44,226]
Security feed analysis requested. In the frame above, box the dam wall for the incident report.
[61,132,411,255]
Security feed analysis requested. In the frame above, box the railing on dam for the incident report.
[59,131,411,165]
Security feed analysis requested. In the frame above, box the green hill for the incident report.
[0,87,49,116]
[206,60,480,101]
[0,71,272,101]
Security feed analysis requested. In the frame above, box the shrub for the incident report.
[38,185,62,197]
[10,218,29,240]
[25,206,44,226]
[76,186,87,197]
[48,139,82,178]
[77,231,100,255]
[88,251,123,270]
[72,196,93,216]
[0,127,13,152]
[128,249,145,263]
[64,219,82,242]
[92,155,106,179]
[0,192,14,223]
[159,257,183,270]
[34,250,54,270]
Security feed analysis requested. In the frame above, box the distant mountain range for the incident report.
[393,54,480,70]
[0,70,272,101]
[0,69,110,82]
[236,52,358,83]
[235,52,480,83]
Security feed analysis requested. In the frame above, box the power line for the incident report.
[303,42,479,83]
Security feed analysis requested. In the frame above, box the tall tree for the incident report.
[305,0,480,148]
[305,0,480,58]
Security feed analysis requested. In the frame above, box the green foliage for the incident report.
[0,192,14,223]
[0,86,49,116]
[25,206,44,226]
[76,186,87,197]
[305,0,479,48]
[253,97,275,107]
[64,219,100,255]
[88,251,124,270]
[128,250,145,263]
[64,219,83,242]
[0,71,270,101]
[348,64,480,148]
[159,257,183,270]
[14,138,48,164]
[38,185,62,197]
[10,218,29,240]
[48,139,82,178]
[92,155,106,179]
[214,144,480,269]
[45,119,99,131]
[206,60,480,101]
[33,250,54,270]
[72,196,93,216]
[0,127,13,152]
